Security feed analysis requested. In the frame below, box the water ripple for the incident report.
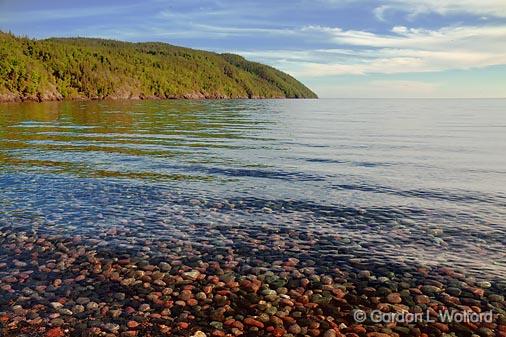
[1,99,505,279]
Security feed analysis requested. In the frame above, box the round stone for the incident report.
[387,293,402,304]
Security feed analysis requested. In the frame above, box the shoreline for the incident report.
[0,93,316,105]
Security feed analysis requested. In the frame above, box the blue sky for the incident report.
[1,0,505,97]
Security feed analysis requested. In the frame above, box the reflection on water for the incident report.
[0,99,505,278]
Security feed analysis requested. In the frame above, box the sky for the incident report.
[1,0,505,98]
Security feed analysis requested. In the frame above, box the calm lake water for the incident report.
[1,99,505,279]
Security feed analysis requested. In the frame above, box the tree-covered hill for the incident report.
[0,32,317,102]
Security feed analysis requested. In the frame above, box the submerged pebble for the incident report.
[0,228,503,337]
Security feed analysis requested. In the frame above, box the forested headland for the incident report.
[0,32,317,102]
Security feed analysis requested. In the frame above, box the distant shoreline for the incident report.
[0,93,315,104]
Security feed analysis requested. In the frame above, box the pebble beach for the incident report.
[1,223,505,337]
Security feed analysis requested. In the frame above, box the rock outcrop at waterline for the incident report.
[0,32,317,103]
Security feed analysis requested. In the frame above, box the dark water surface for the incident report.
[1,99,505,279]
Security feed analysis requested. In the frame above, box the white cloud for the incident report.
[373,5,390,22]
[303,25,506,51]
[241,24,506,77]
[318,0,506,18]
[374,0,506,19]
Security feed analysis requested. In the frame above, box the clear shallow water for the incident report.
[0,99,505,279]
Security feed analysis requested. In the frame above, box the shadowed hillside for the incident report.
[0,32,317,102]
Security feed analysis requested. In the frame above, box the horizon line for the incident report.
[318,97,506,99]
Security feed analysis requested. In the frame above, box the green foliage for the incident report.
[0,32,317,101]
[221,54,317,98]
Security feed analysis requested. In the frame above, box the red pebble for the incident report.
[127,321,139,328]
[472,288,485,297]
[351,325,367,334]
[45,327,64,337]
[231,321,244,330]
[272,327,286,337]
[244,317,264,328]
[178,322,189,329]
